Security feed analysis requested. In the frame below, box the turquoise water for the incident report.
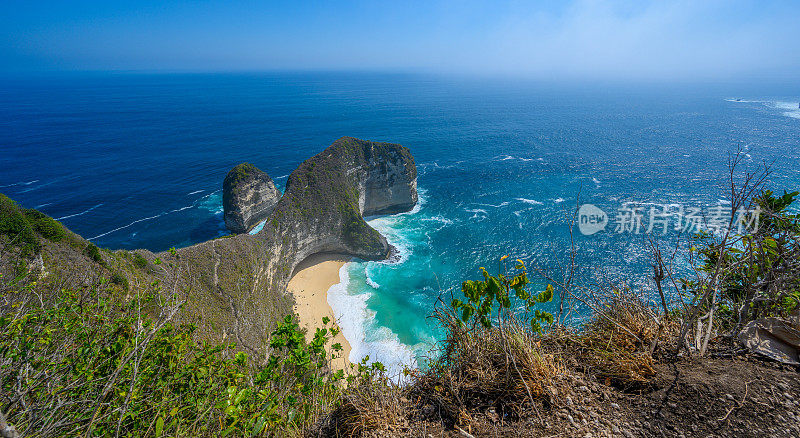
[2,73,799,372]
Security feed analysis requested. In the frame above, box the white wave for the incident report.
[88,213,165,240]
[187,189,205,195]
[198,190,224,213]
[35,203,52,209]
[474,201,509,208]
[464,208,487,221]
[365,268,380,289]
[275,174,289,179]
[19,180,55,193]
[170,205,194,213]
[554,198,565,203]
[516,197,543,205]
[327,264,417,377]
[0,179,39,188]
[464,207,487,215]
[402,202,422,216]
[419,161,456,170]
[773,101,800,119]
[368,217,412,265]
[774,101,800,110]
[495,155,535,162]
[725,98,765,103]
[592,178,601,185]
[56,203,104,220]
[89,190,222,240]
[731,99,800,120]
[421,215,454,226]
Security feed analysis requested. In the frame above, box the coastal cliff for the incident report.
[173,137,418,352]
[0,137,417,357]
[222,163,280,233]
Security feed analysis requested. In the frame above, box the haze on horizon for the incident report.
[1,0,798,82]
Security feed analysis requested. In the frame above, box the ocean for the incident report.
[2,73,799,373]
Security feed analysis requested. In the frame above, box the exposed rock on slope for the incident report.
[223,163,281,233]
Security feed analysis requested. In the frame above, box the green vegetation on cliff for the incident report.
[0,194,70,255]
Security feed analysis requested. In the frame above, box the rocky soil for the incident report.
[378,355,799,438]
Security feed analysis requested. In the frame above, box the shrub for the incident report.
[0,287,348,437]
[685,189,800,330]
[23,209,65,242]
[84,243,103,264]
[132,252,148,269]
[111,271,129,291]
[579,295,659,389]
[412,260,559,422]
[0,194,39,254]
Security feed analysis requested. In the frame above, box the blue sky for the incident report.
[1,0,798,80]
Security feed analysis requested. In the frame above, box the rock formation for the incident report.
[223,163,281,233]
[173,137,418,354]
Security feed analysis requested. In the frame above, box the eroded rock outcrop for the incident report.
[174,137,417,354]
[223,163,281,233]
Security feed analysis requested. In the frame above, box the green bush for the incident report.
[0,194,39,254]
[132,252,148,269]
[111,271,129,291]
[688,189,800,324]
[0,287,349,437]
[23,209,65,242]
[451,258,554,333]
[84,243,103,264]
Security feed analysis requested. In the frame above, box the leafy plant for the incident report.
[0,286,349,437]
[688,189,800,327]
[451,258,554,333]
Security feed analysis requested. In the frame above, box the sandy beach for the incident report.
[287,253,353,372]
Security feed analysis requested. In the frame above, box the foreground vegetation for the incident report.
[1,158,799,437]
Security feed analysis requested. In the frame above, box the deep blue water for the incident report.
[2,73,799,371]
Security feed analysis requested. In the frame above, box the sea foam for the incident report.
[516,197,543,205]
[327,264,417,378]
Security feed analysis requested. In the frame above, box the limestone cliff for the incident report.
[172,137,418,353]
[223,163,281,233]
[1,137,418,358]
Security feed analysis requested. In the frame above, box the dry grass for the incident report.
[411,311,563,426]
[574,295,674,389]
[317,378,409,437]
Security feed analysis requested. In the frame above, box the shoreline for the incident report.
[287,253,353,372]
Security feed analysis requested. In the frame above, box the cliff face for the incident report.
[176,137,418,354]
[268,137,417,261]
[223,163,281,233]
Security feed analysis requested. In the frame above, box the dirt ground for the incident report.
[360,354,799,438]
